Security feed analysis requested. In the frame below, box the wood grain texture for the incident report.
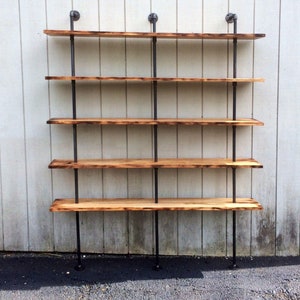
[49,158,263,169]
[47,118,264,126]
[50,198,263,212]
[44,29,265,40]
[45,75,264,82]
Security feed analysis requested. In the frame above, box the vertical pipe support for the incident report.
[70,10,84,271]
[149,13,161,270]
[226,12,238,269]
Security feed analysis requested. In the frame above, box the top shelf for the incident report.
[44,30,265,40]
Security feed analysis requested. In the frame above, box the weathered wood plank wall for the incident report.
[0,0,299,256]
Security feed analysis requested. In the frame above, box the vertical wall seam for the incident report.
[249,0,256,258]
[124,0,130,254]
[46,0,56,252]
[97,0,105,254]
[274,0,282,256]
[226,0,230,257]
[44,0,55,252]
[176,0,179,255]
[18,0,30,252]
[150,0,154,256]
[0,147,4,249]
[200,0,204,256]
[99,0,106,254]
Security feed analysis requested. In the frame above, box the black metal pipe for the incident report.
[232,210,237,268]
[232,16,237,161]
[69,10,84,271]
[154,167,159,269]
[231,15,237,159]
[226,13,238,269]
[74,211,84,271]
[149,13,158,162]
[154,210,159,269]
[149,13,160,270]
[231,15,238,269]
[70,11,79,160]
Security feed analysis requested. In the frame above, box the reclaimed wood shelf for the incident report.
[49,158,263,169]
[47,118,264,126]
[50,198,263,212]
[44,29,265,40]
[45,75,264,83]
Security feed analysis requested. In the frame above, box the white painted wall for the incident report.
[0,0,299,256]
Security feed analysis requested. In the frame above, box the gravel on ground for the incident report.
[0,253,299,299]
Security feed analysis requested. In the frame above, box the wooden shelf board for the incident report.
[44,30,265,40]
[45,76,264,83]
[47,118,264,126]
[50,197,263,212]
[49,158,263,169]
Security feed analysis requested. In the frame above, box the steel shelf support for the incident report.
[149,13,161,271]
[226,12,238,269]
[69,10,84,271]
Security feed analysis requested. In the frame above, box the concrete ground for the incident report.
[0,253,299,299]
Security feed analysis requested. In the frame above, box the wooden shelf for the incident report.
[50,197,263,212]
[44,30,265,40]
[45,76,264,83]
[47,118,264,126]
[49,158,263,169]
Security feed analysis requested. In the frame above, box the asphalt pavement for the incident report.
[0,252,299,299]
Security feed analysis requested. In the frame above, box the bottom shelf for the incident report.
[50,198,263,212]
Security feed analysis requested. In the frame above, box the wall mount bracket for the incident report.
[70,10,80,22]
[148,13,158,24]
[225,13,238,23]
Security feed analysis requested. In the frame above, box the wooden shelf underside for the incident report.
[47,118,264,126]
[45,76,264,83]
[44,30,265,40]
[50,197,263,212]
[49,158,262,169]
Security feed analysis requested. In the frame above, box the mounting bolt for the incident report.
[225,13,238,23]
[148,13,158,24]
[70,10,80,22]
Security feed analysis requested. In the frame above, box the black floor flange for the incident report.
[74,264,85,271]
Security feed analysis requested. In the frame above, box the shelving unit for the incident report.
[45,11,265,270]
